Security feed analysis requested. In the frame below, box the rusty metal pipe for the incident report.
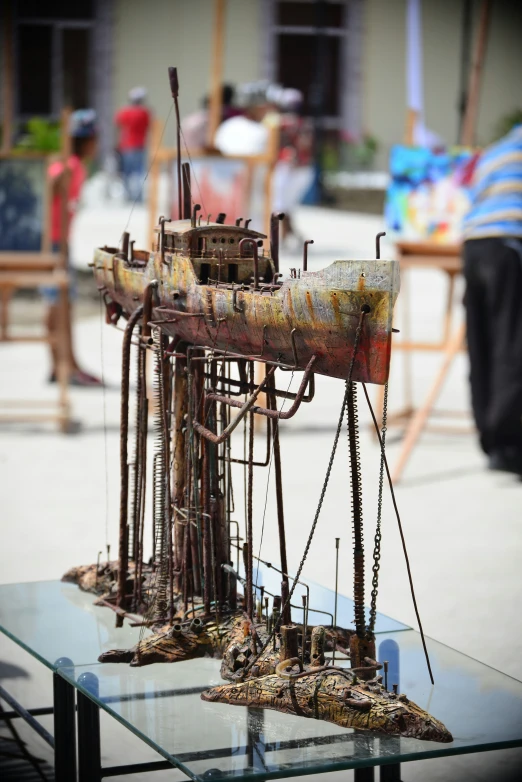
[203,371,315,404]
[116,305,144,626]
[303,239,314,271]
[267,373,290,625]
[159,217,171,263]
[238,238,259,290]
[375,231,386,259]
[204,356,317,423]
[193,367,276,444]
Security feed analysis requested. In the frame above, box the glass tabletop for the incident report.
[0,572,408,671]
[0,580,146,670]
[58,630,522,781]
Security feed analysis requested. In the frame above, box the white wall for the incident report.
[363,0,522,168]
[113,0,262,130]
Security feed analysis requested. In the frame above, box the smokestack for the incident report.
[182,162,191,220]
[270,212,284,273]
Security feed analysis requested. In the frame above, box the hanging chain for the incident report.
[346,379,366,637]
[368,382,388,633]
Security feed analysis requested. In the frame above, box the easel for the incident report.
[0,5,71,431]
[147,0,279,245]
[386,0,491,481]
[385,242,468,483]
[147,123,280,244]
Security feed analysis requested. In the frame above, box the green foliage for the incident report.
[492,110,522,142]
[15,118,61,152]
[339,134,380,171]
[352,135,379,167]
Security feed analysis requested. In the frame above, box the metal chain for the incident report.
[346,379,365,637]
[368,382,388,633]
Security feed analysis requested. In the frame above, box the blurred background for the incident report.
[1,0,522,780]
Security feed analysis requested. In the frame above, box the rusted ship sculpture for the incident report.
[63,67,452,743]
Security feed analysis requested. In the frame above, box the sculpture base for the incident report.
[202,665,453,743]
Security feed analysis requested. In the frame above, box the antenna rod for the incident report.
[168,66,183,220]
[332,537,340,665]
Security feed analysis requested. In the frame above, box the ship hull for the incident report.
[94,250,399,384]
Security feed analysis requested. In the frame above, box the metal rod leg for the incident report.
[77,673,101,782]
[354,767,375,782]
[380,763,401,781]
[53,671,76,782]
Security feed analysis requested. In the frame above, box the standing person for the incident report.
[114,87,151,202]
[214,82,271,156]
[43,109,102,386]
[181,84,240,150]
[462,121,522,474]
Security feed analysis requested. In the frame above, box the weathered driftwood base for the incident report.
[99,614,245,666]
[202,666,453,743]
[62,561,120,598]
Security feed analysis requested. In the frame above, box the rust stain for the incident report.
[358,273,366,291]
[330,292,342,328]
[305,291,315,320]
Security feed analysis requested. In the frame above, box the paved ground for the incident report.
[1,203,521,780]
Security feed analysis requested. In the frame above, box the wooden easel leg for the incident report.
[391,322,466,484]
[56,285,71,432]
[442,271,456,344]
[0,287,12,340]
[401,264,414,415]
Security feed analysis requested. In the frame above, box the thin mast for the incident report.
[168,66,183,220]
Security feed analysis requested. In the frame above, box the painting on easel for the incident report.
[0,159,47,251]
[385,145,476,244]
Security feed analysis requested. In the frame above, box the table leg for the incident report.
[77,672,101,782]
[380,763,401,781]
[53,672,77,782]
[354,767,374,781]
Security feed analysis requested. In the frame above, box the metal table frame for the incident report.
[0,669,403,781]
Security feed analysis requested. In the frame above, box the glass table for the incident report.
[1,579,522,781]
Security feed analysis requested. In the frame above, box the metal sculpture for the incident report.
[63,67,452,743]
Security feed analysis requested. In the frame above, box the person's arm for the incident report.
[48,159,65,197]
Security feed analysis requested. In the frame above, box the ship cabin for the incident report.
[153,219,275,287]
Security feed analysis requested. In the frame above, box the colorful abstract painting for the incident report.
[385,145,476,244]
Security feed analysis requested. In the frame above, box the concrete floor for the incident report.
[1,204,521,781]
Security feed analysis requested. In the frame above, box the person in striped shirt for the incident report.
[462,122,522,474]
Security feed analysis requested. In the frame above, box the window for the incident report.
[17,25,52,115]
[15,7,94,119]
[266,0,350,132]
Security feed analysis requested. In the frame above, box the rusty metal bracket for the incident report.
[193,366,277,444]
[205,356,317,422]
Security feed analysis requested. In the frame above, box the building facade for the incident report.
[2,0,521,168]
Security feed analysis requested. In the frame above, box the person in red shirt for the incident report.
[43,109,102,386]
[115,87,151,203]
